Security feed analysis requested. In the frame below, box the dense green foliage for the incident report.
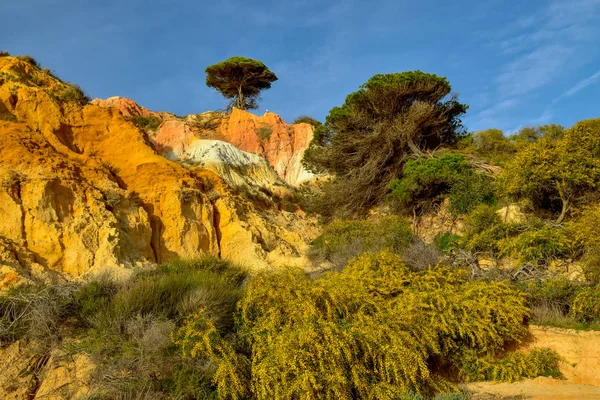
[389,153,494,215]
[500,119,600,223]
[571,285,600,323]
[457,129,516,166]
[205,56,277,110]
[458,205,574,269]
[255,123,273,140]
[565,204,600,284]
[302,71,468,216]
[310,216,414,269]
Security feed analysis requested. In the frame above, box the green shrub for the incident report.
[52,83,90,105]
[255,123,273,141]
[389,153,494,215]
[390,153,471,205]
[516,278,582,327]
[173,251,554,399]
[79,257,246,397]
[567,205,600,284]
[459,204,506,253]
[570,285,600,323]
[434,232,461,253]
[94,257,246,333]
[460,348,561,382]
[498,225,575,267]
[17,54,40,68]
[0,51,10,57]
[293,115,322,127]
[310,216,413,268]
[0,283,79,344]
[130,115,161,131]
[459,129,516,166]
[448,171,495,215]
[29,74,45,86]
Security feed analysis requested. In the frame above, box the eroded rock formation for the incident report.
[217,108,315,185]
[0,56,317,288]
[92,97,316,185]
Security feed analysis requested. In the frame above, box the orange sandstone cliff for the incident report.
[91,96,160,119]
[217,108,315,185]
[93,98,316,185]
[0,56,317,288]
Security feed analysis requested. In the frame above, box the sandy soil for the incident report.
[469,377,600,399]
[469,325,600,399]
[526,325,600,386]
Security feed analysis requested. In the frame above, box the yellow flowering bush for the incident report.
[570,285,600,323]
[173,251,560,399]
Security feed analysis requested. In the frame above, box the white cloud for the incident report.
[472,0,600,131]
[563,70,600,98]
[496,45,573,96]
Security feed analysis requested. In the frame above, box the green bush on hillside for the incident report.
[434,232,460,254]
[498,225,575,268]
[310,216,413,269]
[0,283,79,344]
[302,71,468,216]
[389,153,494,215]
[448,171,495,215]
[130,115,161,131]
[49,83,90,106]
[459,204,506,253]
[517,278,582,327]
[173,251,559,399]
[17,54,41,69]
[570,285,600,323]
[0,51,10,57]
[460,204,574,270]
[293,115,322,127]
[256,123,273,141]
[460,348,562,382]
[567,204,600,284]
[500,118,600,223]
[457,129,516,166]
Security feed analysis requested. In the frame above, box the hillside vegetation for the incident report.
[0,53,599,399]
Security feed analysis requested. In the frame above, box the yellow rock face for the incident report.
[0,341,94,400]
[0,56,317,287]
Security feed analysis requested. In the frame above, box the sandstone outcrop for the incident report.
[217,108,315,185]
[91,96,160,119]
[0,341,94,400]
[0,56,317,287]
[92,98,316,185]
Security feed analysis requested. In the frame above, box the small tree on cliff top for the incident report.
[205,56,278,111]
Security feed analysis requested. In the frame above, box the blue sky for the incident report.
[2,0,599,133]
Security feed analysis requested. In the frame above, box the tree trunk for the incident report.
[237,86,244,109]
[556,183,571,224]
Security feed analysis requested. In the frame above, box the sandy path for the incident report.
[469,325,600,399]
[469,377,600,399]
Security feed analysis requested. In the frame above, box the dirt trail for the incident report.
[470,325,600,399]
[469,377,600,399]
